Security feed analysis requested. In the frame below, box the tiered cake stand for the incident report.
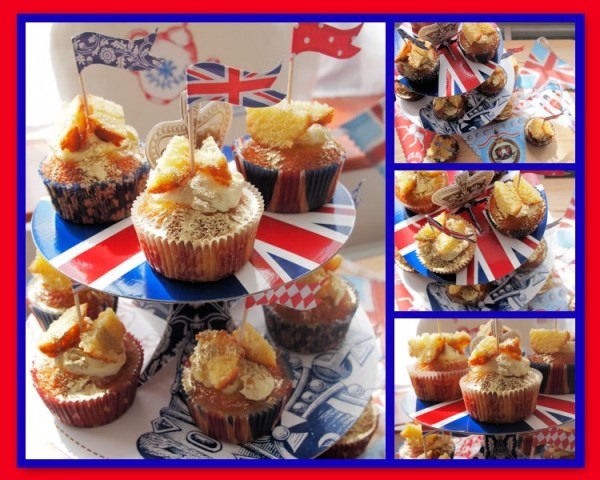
[394,171,553,311]
[401,391,575,459]
[396,23,524,163]
[28,180,380,459]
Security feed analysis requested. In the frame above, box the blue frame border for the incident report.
[17,12,584,469]
[389,12,584,469]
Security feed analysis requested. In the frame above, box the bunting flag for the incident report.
[186,62,285,107]
[72,29,164,73]
[292,23,363,58]
[337,97,385,165]
[244,279,325,310]
[519,38,575,91]
[532,426,576,451]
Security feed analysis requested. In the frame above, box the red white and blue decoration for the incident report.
[402,391,575,435]
[186,62,285,107]
[395,23,503,97]
[291,23,363,58]
[72,29,164,73]
[244,279,325,310]
[395,172,547,285]
[461,116,527,163]
[336,97,385,164]
[31,185,355,303]
[519,37,575,91]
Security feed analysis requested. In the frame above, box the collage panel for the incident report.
[394,318,576,460]
[394,22,576,164]
[393,169,575,312]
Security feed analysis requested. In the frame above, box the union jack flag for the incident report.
[186,62,285,108]
[408,393,575,434]
[394,173,546,285]
[395,25,500,97]
[520,38,575,91]
[33,188,355,304]
[292,23,363,58]
[244,279,325,309]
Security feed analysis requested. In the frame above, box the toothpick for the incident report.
[286,54,295,102]
[515,172,521,191]
[187,107,196,172]
[73,291,83,325]
[437,320,442,334]
[237,306,249,344]
[493,318,500,348]
[77,72,90,122]
[554,319,558,330]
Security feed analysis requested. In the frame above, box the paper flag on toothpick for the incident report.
[519,37,575,91]
[245,279,326,310]
[292,23,363,58]
[72,29,164,73]
[461,116,527,164]
[186,62,285,108]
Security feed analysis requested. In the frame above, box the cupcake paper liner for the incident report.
[131,185,263,282]
[529,361,575,395]
[407,363,469,402]
[417,239,476,275]
[263,281,359,354]
[31,333,143,428]
[459,370,542,424]
[233,138,343,213]
[39,162,149,224]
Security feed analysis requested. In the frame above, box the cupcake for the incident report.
[477,67,507,96]
[492,97,514,123]
[233,100,344,213]
[528,328,575,394]
[30,305,143,427]
[27,251,117,331]
[445,283,489,306]
[318,400,379,459]
[525,118,555,146]
[263,255,358,354]
[395,80,425,101]
[181,323,292,444]
[432,95,466,122]
[407,331,471,402]
[395,171,448,214]
[415,212,477,274]
[39,94,149,224]
[487,174,546,238]
[518,239,548,272]
[131,135,263,282]
[458,23,501,63]
[395,39,440,90]
[460,336,542,424]
[424,135,459,163]
[398,423,455,459]
[395,248,416,273]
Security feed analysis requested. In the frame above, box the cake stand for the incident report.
[402,391,575,459]
[394,171,548,286]
[28,181,382,459]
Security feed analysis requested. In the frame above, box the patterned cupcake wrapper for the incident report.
[529,361,575,395]
[403,63,440,92]
[233,138,343,213]
[31,333,143,428]
[131,185,263,282]
[187,394,289,444]
[407,364,469,402]
[27,296,119,331]
[263,283,358,354]
[460,370,542,424]
[39,162,149,224]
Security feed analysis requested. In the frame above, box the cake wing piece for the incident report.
[145,93,232,168]
[432,171,495,210]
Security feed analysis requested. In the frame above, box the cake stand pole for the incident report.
[138,300,234,384]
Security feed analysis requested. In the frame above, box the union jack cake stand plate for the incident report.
[31,184,356,303]
[395,172,548,286]
[26,298,381,460]
[397,57,515,135]
[395,23,504,98]
[401,391,574,459]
